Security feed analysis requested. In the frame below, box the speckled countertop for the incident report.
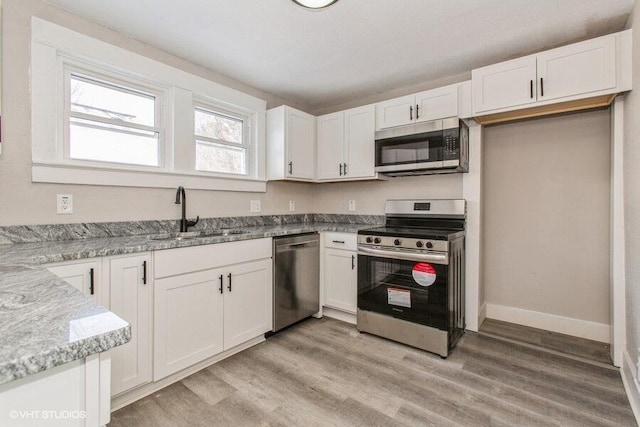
[0,220,374,385]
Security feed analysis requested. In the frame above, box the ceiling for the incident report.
[44,0,633,112]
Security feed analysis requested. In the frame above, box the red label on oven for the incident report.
[412,263,436,287]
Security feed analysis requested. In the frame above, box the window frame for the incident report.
[193,102,252,177]
[62,64,167,170]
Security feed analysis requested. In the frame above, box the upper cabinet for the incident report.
[267,106,316,181]
[472,30,631,117]
[317,104,376,181]
[376,83,466,130]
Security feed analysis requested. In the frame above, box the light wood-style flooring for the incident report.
[109,317,635,426]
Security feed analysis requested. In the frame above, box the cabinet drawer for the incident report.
[324,232,357,251]
[154,238,272,278]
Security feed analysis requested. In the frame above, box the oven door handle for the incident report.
[357,246,448,265]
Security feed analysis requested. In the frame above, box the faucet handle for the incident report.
[186,216,200,228]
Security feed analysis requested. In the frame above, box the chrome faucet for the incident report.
[175,186,199,233]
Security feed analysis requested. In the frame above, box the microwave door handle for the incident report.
[358,246,448,265]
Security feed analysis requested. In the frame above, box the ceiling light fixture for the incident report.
[291,0,338,9]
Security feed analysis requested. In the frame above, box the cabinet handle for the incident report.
[409,106,413,120]
[288,161,293,175]
[530,80,534,99]
[416,104,419,119]
[219,274,224,294]
[332,240,345,244]
[227,273,232,292]
[89,268,95,295]
[540,77,544,97]
[339,163,343,176]
[352,255,356,270]
[343,163,347,175]
[142,261,147,285]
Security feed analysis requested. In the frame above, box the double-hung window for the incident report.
[66,70,162,167]
[194,106,249,176]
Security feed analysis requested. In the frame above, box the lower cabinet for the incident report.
[153,239,273,381]
[46,259,101,300]
[103,253,152,397]
[322,232,358,315]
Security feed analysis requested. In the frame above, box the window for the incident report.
[67,71,161,167]
[194,106,248,175]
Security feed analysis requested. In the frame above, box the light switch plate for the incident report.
[57,194,73,214]
[348,200,356,211]
[289,200,296,212]
[250,200,261,213]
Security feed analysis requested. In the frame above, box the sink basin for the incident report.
[149,230,246,240]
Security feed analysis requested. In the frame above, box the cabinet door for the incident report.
[47,260,100,300]
[415,85,458,122]
[287,108,316,180]
[106,254,151,396]
[323,248,357,314]
[472,56,537,114]
[223,259,273,350]
[154,268,224,380]
[344,105,375,179]
[537,35,616,102]
[375,94,415,130]
[316,112,344,180]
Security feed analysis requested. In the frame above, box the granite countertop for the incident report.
[0,220,373,385]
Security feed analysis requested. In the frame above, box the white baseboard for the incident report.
[322,306,356,325]
[621,350,640,425]
[478,303,487,329]
[485,303,610,343]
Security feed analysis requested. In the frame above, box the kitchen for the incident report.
[0,0,639,425]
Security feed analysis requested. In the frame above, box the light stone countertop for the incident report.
[0,221,372,385]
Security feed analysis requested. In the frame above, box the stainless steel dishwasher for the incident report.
[272,233,320,332]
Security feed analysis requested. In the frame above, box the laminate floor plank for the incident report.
[110,318,635,427]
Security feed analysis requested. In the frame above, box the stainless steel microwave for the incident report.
[374,118,468,176]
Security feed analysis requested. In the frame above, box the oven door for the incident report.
[357,247,449,330]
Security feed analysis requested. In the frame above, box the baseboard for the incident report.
[621,350,640,425]
[322,306,356,325]
[110,335,265,411]
[478,303,487,328]
[485,303,610,343]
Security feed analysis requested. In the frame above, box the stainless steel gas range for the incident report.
[356,199,466,358]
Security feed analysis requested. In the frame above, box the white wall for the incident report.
[482,110,612,338]
[0,0,318,226]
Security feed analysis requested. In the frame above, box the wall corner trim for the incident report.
[621,350,640,424]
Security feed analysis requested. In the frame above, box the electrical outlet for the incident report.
[289,200,296,212]
[57,194,73,214]
[250,200,261,213]
[348,200,356,211]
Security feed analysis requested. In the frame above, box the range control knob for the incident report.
[426,241,434,249]
[416,241,424,248]
[365,237,373,243]
[394,239,402,246]
[373,237,382,244]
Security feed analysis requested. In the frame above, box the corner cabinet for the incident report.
[46,259,101,300]
[267,106,316,181]
[317,104,376,181]
[321,232,358,320]
[152,238,272,380]
[472,30,631,116]
[103,253,152,397]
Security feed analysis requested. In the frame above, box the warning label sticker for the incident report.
[412,263,437,287]
[388,288,411,308]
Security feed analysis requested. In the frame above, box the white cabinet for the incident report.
[267,105,316,181]
[153,238,272,380]
[317,104,376,181]
[376,84,459,130]
[321,232,358,315]
[104,253,152,396]
[47,259,101,300]
[472,30,631,115]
